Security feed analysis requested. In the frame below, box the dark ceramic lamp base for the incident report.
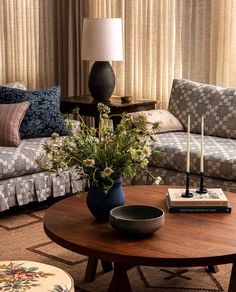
[88,61,115,101]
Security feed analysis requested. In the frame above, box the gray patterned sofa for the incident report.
[0,82,84,212]
[0,137,85,212]
[135,79,236,193]
[1,78,236,212]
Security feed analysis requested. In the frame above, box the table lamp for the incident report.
[82,18,123,101]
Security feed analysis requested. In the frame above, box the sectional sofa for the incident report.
[135,79,236,193]
[1,78,236,212]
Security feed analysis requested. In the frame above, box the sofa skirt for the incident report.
[0,171,86,212]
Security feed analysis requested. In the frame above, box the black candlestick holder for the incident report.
[182,172,193,198]
[196,172,208,194]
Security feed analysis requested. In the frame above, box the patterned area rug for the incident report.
[0,206,231,291]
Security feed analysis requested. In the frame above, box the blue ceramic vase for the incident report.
[86,177,125,221]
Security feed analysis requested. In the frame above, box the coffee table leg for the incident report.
[207,265,219,273]
[229,262,236,292]
[108,263,132,292]
[84,257,113,283]
[101,260,113,272]
[84,257,98,282]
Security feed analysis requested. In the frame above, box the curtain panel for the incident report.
[88,0,236,108]
[0,0,236,107]
[0,0,88,96]
[0,0,57,89]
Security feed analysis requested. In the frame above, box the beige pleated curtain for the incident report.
[1,0,236,108]
[0,0,87,96]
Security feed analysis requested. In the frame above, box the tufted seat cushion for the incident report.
[150,132,236,181]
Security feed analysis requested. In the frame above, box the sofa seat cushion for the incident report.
[150,132,236,181]
[0,137,52,180]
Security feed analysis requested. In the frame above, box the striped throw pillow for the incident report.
[0,102,30,146]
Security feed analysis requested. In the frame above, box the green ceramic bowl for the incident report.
[109,205,165,235]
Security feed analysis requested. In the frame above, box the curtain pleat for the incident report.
[53,0,88,96]
[0,0,57,89]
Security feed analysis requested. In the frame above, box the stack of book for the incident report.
[166,188,232,213]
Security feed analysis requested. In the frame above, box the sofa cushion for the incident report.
[3,81,27,90]
[0,85,33,103]
[131,109,184,133]
[22,86,70,138]
[0,137,52,180]
[0,102,30,147]
[168,79,236,139]
[0,85,70,138]
[150,132,236,181]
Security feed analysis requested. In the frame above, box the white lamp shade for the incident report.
[82,18,123,61]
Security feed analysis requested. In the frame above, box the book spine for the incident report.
[168,207,231,213]
[169,201,228,207]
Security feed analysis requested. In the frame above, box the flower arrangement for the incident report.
[41,103,161,194]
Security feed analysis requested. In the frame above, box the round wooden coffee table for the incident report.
[43,185,236,292]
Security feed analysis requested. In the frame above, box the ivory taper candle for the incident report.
[200,116,204,172]
[186,115,190,173]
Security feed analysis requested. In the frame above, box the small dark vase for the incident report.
[86,177,125,221]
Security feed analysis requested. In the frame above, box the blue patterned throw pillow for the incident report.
[0,86,33,103]
[0,85,70,139]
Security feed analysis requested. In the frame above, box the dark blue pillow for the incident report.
[0,85,70,139]
[0,86,33,103]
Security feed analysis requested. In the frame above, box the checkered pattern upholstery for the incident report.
[148,167,236,193]
[127,166,236,193]
[0,136,86,212]
[149,132,236,181]
[124,131,236,193]
[0,137,51,180]
[168,79,236,139]
[0,171,86,212]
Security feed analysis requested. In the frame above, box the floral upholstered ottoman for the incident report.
[0,261,74,291]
